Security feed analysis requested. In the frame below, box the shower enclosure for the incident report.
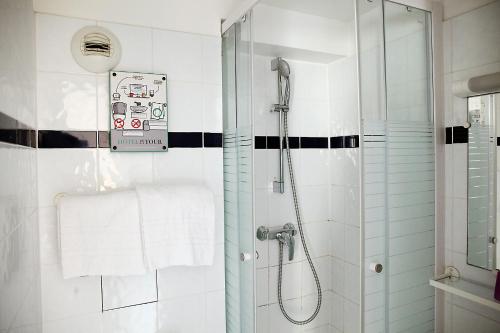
[222,0,437,332]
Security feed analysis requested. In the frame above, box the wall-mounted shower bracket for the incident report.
[272,104,289,112]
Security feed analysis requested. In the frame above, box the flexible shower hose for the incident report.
[277,111,322,325]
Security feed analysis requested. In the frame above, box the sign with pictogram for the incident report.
[109,71,168,152]
[131,119,141,128]
[114,118,124,129]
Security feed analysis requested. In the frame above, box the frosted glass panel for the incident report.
[384,2,432,122]
[467,94,496,270]
[222,15,255,333]
[359,1,434,332]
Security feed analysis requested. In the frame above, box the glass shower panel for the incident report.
[222,13,255,333]
[384,4,435,333]
[359,1,435,332]
[467,95,495,269]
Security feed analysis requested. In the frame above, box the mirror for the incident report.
[467,93,499,270]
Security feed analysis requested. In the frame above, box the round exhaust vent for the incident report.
[71,26,121,73]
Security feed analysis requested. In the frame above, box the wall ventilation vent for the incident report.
[82,32,111,57]
[71,26,121,73]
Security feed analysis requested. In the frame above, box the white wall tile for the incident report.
[41,264,101,321]
[97,149,153,190]
[36,14,96,74]
[97,22,153,73]
[205,290,226,333]
[451,1,500,72]
[201,36,222,85]
[102,303,157,333]
[152,29,203,83]
[302,257,331,296]
[42,313,102,333]
[256,268,269,307]
[303,222,331,258]
[205,243,225,292]
[257,305,269,333]
[96,74,110,131]
[102,273,157,310]
[343,298,360,333]
[331,258,345,296]
[298,150,329,187]
[167,81,204,132]
[268,261,302,304]
[202,83,223,133]
[344,225,360,265]
[157,266,205,300]
[152,148,203,183]
[37,72,97,130]
[37,149,98,207]
[300,186,330,223]
[268,299,302,333]
[157,294,206,333]
[38,206,58,266]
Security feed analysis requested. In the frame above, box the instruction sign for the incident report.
[109,71,168,152]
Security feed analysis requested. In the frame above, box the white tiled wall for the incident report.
[0,0,41,332]
[253,55,331,333]
[442,1,500,332]
[329,56,361,333]
[0,0,37,129]
[35,13,224,333]
[253,47,360,332]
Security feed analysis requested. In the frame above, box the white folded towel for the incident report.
[135,184,215,269]
[57,190,146,279]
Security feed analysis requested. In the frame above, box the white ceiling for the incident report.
[260,0,355,21]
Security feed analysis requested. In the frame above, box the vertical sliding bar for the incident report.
[273,61,285,194]
[273,108,285,193]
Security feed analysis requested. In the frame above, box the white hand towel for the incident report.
[135,184,215,269]
[57,190,146,279]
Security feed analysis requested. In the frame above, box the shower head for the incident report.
[271,57,290,78]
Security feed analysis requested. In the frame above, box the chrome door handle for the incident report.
[369,263,383,273]
[240,252,252,262]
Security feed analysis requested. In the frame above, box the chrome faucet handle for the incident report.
[277,232,295,261]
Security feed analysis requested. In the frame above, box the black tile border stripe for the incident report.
[38,130,97,148]
[445,126,469,144]
[0,112,36,148]
[255,136,266,149]
[21,129,363,150]
[445,127,452,144]
[168,132,202,148]
[330,135,360,149]
[253,135,359,149]
[300,137,329,149]
[204,132,223,148]
[38,131,224,149]
[453,126,468,144]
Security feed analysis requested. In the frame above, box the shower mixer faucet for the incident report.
[256,223,297,261]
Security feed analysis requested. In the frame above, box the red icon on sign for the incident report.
[131,119,142,129]
[114,118,124,129]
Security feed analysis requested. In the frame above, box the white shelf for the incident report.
[253,42,344,64]
[430,278,500,311]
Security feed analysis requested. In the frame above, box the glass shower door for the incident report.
[222,13,255,333]
[358,1,435,332]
